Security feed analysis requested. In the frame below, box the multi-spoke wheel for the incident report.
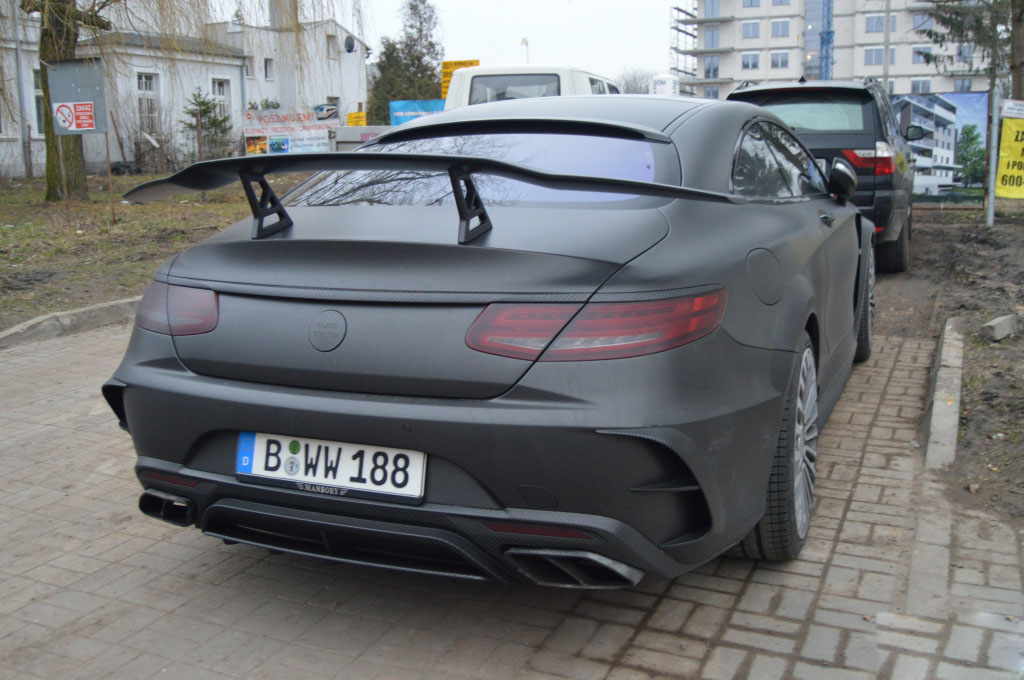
[735,333,819,561]
[854,244,874,363]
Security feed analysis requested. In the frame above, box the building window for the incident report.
[705,0,720,17]
[771,52,789,68]
[704,86,719,99]
[137,72,158,134]
[889,80,895,94]
[864,47,895,65]
[705,27,720,49]
[33,69,46,135]
[956,43,974,63]
[327,33,340,59]
[742,22,760,39]
[865,14,895,33]
[954,78,972,92]
[913,14,933,30]
[704,55,720,79]
[772,0,790,5]
[771,20,789,37]
[912,79,931,94]
[912,46,932,63]
[264,58,275,80]
[212,78,230,118]
[742,53,760,69]
[742,0,759,7]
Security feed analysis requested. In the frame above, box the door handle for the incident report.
[819,212,835,226]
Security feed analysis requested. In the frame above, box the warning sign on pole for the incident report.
[995,99,1024,199]
[47,59,107,136]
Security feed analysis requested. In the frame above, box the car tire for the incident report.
[876,217,909,273]
[854,244,874,363]
[734,334,818,561]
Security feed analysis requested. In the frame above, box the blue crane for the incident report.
[819,0,834,79]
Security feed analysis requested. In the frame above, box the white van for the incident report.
[443,65,620,110]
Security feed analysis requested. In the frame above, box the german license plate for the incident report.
[236,431,426,498]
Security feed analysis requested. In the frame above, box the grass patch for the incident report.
[0,172,308,331]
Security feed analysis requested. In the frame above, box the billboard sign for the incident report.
[243,108,333,154]
[389,99,445,127]
[996,99,1024,199]
[441,60,479,99]
[48,59,107,135]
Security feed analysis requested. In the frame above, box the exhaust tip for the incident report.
[505,548,645,589]
[139,489,195,527]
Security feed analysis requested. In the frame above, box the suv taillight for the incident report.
[136,282,219,336]
[841,141,896,176]
[465,291,726,362]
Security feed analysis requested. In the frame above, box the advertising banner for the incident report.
[441,60,479,99]
[243,108,332,155]
[48,59,107,135]
[346,111,367,126]
[995,99,1024,199]
[389,99,445,127]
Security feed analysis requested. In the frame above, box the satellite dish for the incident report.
[344,35,356,53]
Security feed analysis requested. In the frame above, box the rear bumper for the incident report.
[853,189,904,245]
[107,324,794,584]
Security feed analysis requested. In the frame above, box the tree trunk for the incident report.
[38,0,88,201]
[1013,0,1024,100]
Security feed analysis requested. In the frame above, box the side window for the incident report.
[761,123,827,195]
[589,78,607,94]
[732,124,793,198]
[607,83,620,94]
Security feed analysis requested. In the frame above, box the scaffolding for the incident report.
[670,4,698,93]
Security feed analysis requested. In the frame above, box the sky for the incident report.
[362,0,674,80]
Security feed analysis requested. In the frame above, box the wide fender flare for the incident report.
[769,274,819,358]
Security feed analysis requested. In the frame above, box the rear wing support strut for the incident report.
[240,172,294,239]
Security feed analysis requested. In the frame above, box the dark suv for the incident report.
[728,78,922,272]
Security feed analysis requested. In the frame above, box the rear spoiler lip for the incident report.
[123,152,740,206]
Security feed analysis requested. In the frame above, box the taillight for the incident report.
[136,282,219,336]
[465,291,726,362]
[841,141,896,176]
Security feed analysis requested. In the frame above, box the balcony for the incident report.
[676,14,735,24]
[910,137,935,150]
[910,114,935,132]
[685,76,735,85]
[677,46,736,55]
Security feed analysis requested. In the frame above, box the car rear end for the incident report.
[104,121,790,587]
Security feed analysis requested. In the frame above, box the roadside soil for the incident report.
[875,205,1024,520]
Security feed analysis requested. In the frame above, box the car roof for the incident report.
[451,64,615,79]
[730,79,881,95]
[373,95,722,140]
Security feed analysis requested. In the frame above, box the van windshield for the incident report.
[469,74,560,105]
[287,132,675,207]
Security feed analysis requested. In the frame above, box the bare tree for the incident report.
[617,68,655,94]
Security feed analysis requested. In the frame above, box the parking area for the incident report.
[1,323,1021,680]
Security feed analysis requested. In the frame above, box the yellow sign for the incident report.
[441,60,479,99]
[346,111,367,127]
[995,117,1024,199]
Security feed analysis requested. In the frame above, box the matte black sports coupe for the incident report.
[105,96,874,588]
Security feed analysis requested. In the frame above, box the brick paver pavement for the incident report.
[1,324,1020,679]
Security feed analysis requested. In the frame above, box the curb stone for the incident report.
[923,317,963,469]
[0,296,141,350]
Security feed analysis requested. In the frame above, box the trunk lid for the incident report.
[169,204,668,399]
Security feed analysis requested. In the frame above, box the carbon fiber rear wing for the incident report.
[124,153,741,243]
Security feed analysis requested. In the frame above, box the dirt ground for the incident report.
[875,206,1024,520]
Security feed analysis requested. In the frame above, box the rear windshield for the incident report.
[287,132,676,208]
[469,74,560,104]
[738,91,875,134]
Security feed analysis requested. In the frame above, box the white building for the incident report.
[0,7,368,178]
[673,0,989,98]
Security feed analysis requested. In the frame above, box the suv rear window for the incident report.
[735,91,875,134]
[469,75,560,104]
[288,132,676,207]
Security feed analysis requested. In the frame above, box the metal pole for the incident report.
[106,131,115,225]
[986,88,1000,227]
[12,0,32,177]
[882,0,891,92]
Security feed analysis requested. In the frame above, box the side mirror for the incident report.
[905,124,924,141]
[828,157,857,204]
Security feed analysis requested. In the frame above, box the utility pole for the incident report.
[882,0,892,92]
